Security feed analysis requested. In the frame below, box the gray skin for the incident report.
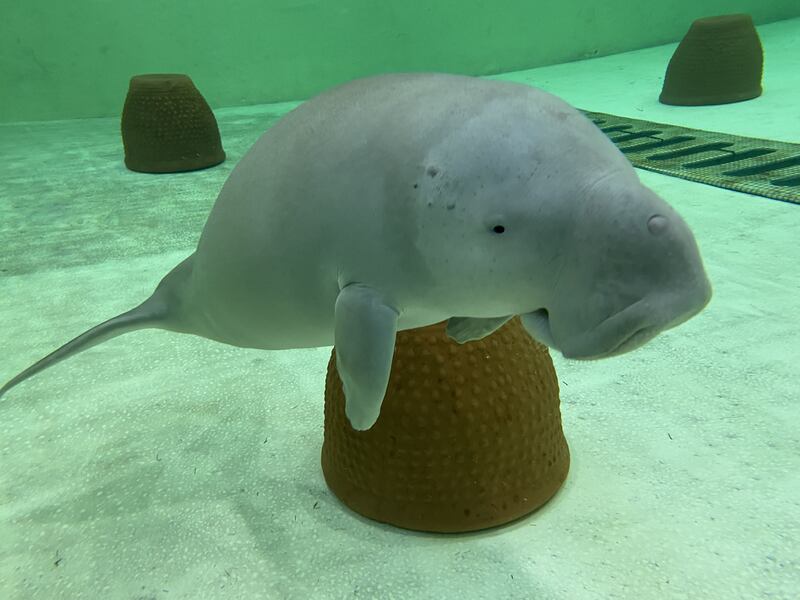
[0,73,712,430]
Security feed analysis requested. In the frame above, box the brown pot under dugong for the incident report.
[321,318,569,533]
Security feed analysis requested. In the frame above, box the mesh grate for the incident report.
[581,110,800,205]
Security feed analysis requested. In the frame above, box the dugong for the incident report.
[1,73,712,430]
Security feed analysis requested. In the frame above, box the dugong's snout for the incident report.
[559,280,711,360]
[546,273,712,360]
[519,210,713,362]
[520,175,714,361]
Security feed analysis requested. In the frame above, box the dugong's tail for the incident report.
[0,254,195,400]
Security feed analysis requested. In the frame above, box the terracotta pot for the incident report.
[121,74,225,173]
[659,14,763,106]
[321,318,569,533]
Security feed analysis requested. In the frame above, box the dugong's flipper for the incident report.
[446,316,513,344]
[334,284,399,430]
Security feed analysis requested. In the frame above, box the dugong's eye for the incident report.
[492,225,506,234]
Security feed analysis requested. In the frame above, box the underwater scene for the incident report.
[1,2,798,599]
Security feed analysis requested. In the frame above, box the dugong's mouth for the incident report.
[584,324,657,359]
[521,302,660,360]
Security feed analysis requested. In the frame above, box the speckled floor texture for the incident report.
[1,16,798,600]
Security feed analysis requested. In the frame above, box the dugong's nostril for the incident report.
[647,214,669,236]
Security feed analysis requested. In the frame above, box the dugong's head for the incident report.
[519,171,713,359]
[412,89,711,360]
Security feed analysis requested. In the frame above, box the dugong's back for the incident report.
[186,73,625,349]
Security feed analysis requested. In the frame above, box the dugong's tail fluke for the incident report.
[0,299,166,400]
[0,254,195,400]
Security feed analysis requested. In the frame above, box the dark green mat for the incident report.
[581,111,800,205]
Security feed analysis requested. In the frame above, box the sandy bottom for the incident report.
[1,17,798,600]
